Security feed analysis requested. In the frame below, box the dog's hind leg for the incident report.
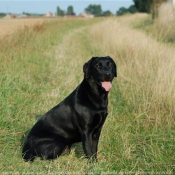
[22,136,67,161]
[22,150,35,162]
[35,137,67,160]
[42,142,66,160]
[22,140,36,162]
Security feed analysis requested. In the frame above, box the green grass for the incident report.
[1,15,175,174]
[0,18,102,173]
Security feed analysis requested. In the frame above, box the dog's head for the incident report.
[83,56,117,92]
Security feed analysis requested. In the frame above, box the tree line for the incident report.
[0,0,168,18]
[117,0,167,19]
[0,12,6,18]
[56,4,113,17]
[57,0,168,19]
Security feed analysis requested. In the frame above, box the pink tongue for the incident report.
[101,82,112,91]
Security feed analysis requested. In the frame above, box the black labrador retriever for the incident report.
[22,56,117,161]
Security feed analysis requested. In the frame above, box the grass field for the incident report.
[0,14,175,174]
[0,18,50,37]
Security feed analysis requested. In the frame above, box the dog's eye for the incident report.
[107,62,112,68]
[96,64,102,69]
[108,64,112,68]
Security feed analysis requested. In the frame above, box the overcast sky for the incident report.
[0,0,134,15]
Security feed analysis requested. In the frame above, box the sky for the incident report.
[0,0,134,15]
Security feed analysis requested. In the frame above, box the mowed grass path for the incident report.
[0,15,175,174]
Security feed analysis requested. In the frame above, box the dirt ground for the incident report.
[0,18,50,37]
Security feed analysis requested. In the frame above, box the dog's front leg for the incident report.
[82,133,94,159]
[91,128,102,160]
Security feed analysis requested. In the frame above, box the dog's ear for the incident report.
[83,57,98,79]
[107,56,117,77]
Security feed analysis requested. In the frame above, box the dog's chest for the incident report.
[91,111,108,129]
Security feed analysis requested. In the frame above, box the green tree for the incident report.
[116,7,129,15]
[116,4,137,16]
[85,4,102,16]
[67,5,75,15]
[56,6,65,16]
[0,13,6,18]
[128,5,137,14]
[133,0,152,13]
[103,10,113,16]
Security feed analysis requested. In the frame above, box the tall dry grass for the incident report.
[158,2,175,25]
[154,2,175,43]
[137,2,175,43]
[89,16,175,126]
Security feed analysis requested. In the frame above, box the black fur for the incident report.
[22,56,117,161]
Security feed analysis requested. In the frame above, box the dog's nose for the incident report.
[106,72,111,76]
[105,72,111,79]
